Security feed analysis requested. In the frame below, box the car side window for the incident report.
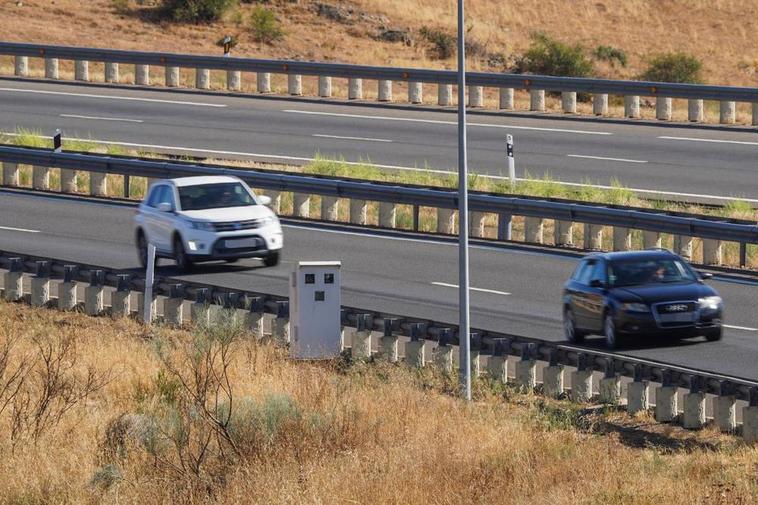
[590,260,607,284]
[576,260,595,286]
[571,261,588,282]
[146,185,164,208]
[160,186,176,210]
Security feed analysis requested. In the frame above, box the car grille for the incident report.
[653,301,697,327]
[213,219,262,232]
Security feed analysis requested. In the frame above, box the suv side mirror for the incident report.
[589,279,605,289]
[699,271,713,280]
[157,202,173,213]
[258,195,272,206]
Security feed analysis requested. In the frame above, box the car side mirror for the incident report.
[589,279,605,289]
[699,271,713,281]
[157,202,173,213]
[258,195,272,206]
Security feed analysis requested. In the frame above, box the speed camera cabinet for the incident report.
[289,261,342,359]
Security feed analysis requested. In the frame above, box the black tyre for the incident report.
[263,251,280,267]
[604,313,623,350]
[173,235,193,272]
[137,231,149,269]
[563,309,585,343]
[705,327,723,342]
[225,258,240,264]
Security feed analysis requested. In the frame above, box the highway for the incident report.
[0,79,757,202]
[1,189,757,380]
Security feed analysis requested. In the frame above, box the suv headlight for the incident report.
[621,303,649,313]
[698,296,722,310]
[259,215,277,226]
[187,220,215,231]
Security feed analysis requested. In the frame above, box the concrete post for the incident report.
[75,60,89,82]
[58,282,77,311]
[468,86,483,107]
[135,64,150,85]
[90,173,108,197]
[164,296,184,326]
[753,102,758,127]
[436,208,456,234]
[349,199,368,225]
[714,395,736,432]
[642,230,662,249]
[378,80,392,101]
[627,381,650,414]
[487,355,508,384]
[530,89,545,111]
[469,212,486,238]
[654,386,678,422]
[380,320,399,362]
[14,55,28,76]
[351,316,372,360]
[742,406,758,444]
[31,276,50,308]
[612,227,632,252]
[227,70,241,91]
[272,314,290,346]
[683,392,706,429]
[2,162,20,187]
[656,97,672,120]
[434,344,453,373]
[137,292,156,323]
[32,166,50,191]
[688,99,705,122]
[257,72,271,93]
[111,290,131,318]
[293,193,310,218]
[543,365,565,398]
[59,169,77,193]
[265,191,282,214]
[408,82,423,104]
[288,74,302,96]
[405,340,425,368]
[320,196,339,221]
[599,375,622,405]
[244,309,264,338]
[555,221,574,247]
[318,76,332,97]
[570,370,593,403]
[348,78,363,99]
[165,66,180,87]
[196,69,210,90]
[438,84,453,106]
[499,88,514,110]
[561,91,577,113]
[674,235,693,260]
[624,95,640,118]
[584,223,604,250]
[45,58,59,79]
[85,285,104,316]
[379,202,397,228]
[105,62,119,83]
[593,94,608,115]
[719,101,736,124]
[470,349,481,379]
[524,217,544,244]
[515,357,536,393]
[702,239,723,266]
[3,266,23,302]
[190,302,210,326]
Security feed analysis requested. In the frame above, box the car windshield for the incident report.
[608,257,697,287]
[178,182,256,211]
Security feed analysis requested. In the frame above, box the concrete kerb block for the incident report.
[105,62,119,83]
[45,58,60,79]
[166,66,180,87]
[196,68,211,90]
[257,72,272,93]
[530,89,545,111]
[624,95,640,118]
[288,74,303,96]
[438,83,453,106]
[378,79,392,101]
[75,60,89,82]
[408,81,423,104]
[561,91,577,113]
[656,97,672,120]
[524,217,544,244]
[380,318,399,362]
[627,380,650,415]
[293,193,310,218]
[468,86,483,108]
[15,55,28,76]
[593,94,608,115]
[227,70,241,91]
[688,99,705,122]
[683,392,706,429]
[719,101,736,124]
[654,385,679,423]
[742,405,758,444]
[135,64,150,85]
[436,208,456,234]
[320,196,339,221]
[499,87,514,110]
[348,78,363,99]
[714,395,736,433]
[555,220,574,247]
[33,166,50,191]
[3,162,20,187]
[349,199,368,225]
[612,227,632,252]
[318,75,332,97]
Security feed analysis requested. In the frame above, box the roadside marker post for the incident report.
[222,36,232,57]
[506,134,515,185]
[53,129,62,153]
[143,243,156,324]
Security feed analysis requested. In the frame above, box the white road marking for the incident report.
[61,114,144,123]
[659,136,758,147]
[284,109,613,136]
[723,324,758,332]
[567,154,647,164]
[0,87,227,108]
[431,281,511,296]
[313,134,393,143]
[0,225,40,233]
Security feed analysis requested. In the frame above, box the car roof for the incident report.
[584,249,679,262]
[168,176,243,187]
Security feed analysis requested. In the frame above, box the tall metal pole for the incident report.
[457,0,471,401]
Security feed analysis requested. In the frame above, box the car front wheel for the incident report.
[604,314,621,350]
[137,232,153,270]
[173,236,192,272]
[563,309,585,343]
[263,251,280,267]
[705,327,722,342]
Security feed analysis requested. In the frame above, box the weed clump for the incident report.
[249,6,284,44]
[161,0,238,23]
[514,31,594,78]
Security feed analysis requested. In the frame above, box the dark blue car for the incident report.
[562,249,723,349]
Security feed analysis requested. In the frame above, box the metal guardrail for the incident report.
[2,41,758,102]
[1,145,757,246]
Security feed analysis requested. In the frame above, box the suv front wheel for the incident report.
[173,235,193,272]
[263,251,280,267]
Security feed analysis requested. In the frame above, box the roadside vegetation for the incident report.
[0,301,756,503]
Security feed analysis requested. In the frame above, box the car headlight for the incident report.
[621,303,649,313]
[259,215,277,226]
[187,220,215,231]
[698,296,722,310]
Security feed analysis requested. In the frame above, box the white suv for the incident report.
[133,176,283,271]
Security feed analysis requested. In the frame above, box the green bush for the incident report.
[161,0,238,23]
[514,32,594,77]
[641,52,703,83]
[250,6,284,43]
[419,26,455,60]
[593,45,627,67]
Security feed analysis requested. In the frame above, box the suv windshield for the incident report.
[178,182,256,211]
[608,257,697,287]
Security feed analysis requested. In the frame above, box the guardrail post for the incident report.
[58,265,78,311]
[2,162,20,187]
[627,366,650,414]
[593,94,608,115]
[673,235,693,260]
[32,165,50,191]
[137,290,156,322]
[45,58,59,79]
[263,190,281,214]
[271,301,290,345]
[165,66,180,87]
[561,91,577,113]
[654,372,678,423]
[135,64,150,85]
[31,261,50,308]
[583,223,603,250]
[719,101,736,124]
[243,296,265,338]
[688,99,704,122]
[219,292,240,325]
[742,389,758,444]
[469,212,486,238]
[349,199,368,225]
[405,323,425,368]
[714,382,736,433]
[196,68,210,90]
[656,97,672,121]
[320,196,339,221]
[438,83,452,106]
[470,333,481,379]
[497,213,512,241]
[499,87,514,110]
[753,102,758,126]
[293,193,310,218]
[378,79,392,101]
[612,227,632,251]
[378,202,397,228]
[468,86,483,108]
[487,340,508,383]
[227,70,241,91]
[348,78,363,99]
[164,284,185,326]
[570,354,593,403]
[257,72,271,93]
[90,171,108,197]
[702,239,723,265]
[105,62,119,83]
[351,314,373,360]
[288,74,302,96]
[433,329,454,374]
[554,220,574,247]
[318,76,332,97]
[683,377,706,429]
[642,230,661,249]
[515,343,536,393]
[60,169,77,193]
[380,318,399,362]
[524,217,544,244]
[436,208,455,234]
[75,60,89,82]
[111,274,131,317]
[3,258,23,302]
[599,361,621,405]
[85,270,105,316]
[529,89,545,111]
[14,55,28,76]
[624,95,640,118]
[543,350,564,398]
[408,81,423,104]
[190,288,210,326]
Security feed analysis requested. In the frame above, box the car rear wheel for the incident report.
[137,232,154,270]
[173,236,193,272]
[604,314,621,350]
[563,309,585,343]
[263,251,280,267]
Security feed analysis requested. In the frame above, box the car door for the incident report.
[570,259,595,329]
[583,259,608,332]
[142,184,173,253]
[153,184,178,253]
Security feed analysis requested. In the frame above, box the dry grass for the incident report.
[0,301,756,504]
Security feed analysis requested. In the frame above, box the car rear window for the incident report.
[608,258,697,287]
[178,182,256,211]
